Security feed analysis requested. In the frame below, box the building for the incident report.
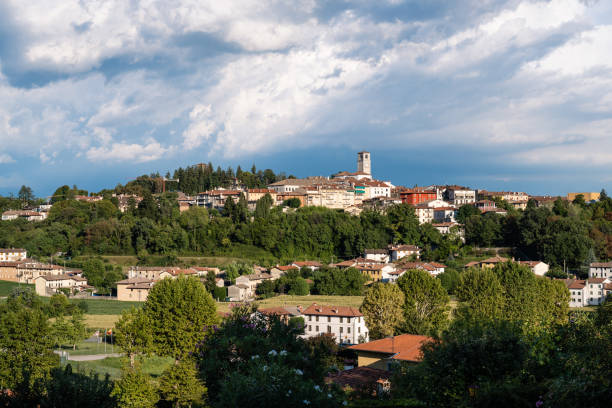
[227,284,249,301]
[196,190,242,210]
[246,189,278,210]
[357,151,371,176]
[474,200,497,212]
[392,261,446,277]
[113,194,144,212]
[444,186,476,205]
[75,195,103,203]
[519,261,549,276]
[589,262,612,279]
[268,178,327,194]
[34,274,89,296]
[433,207,458,223]
[400,189,437,206]
[388,245,420,261]
[302,303,369,344]
[567,192,600,202]
[562,277,611,307]
[0,248,27,262]
[116,278,156,301]
[356,264,396,282]
[2,210,47,221]
[304,185,359,209]
[291,261,322,271]
[413,205,434,224]
[464,256,511,269]
[348,334,433,371]
[128,266,182,280]
[364,249,390,263]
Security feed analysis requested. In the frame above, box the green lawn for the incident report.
[216,294,365,314]
[56,338,121,356]
[0,280,33,296]
[64,355,173,380]
[71,298,143,315]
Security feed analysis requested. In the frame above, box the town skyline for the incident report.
[2,0,612,196]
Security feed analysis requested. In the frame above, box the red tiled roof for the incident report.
[348,334,433,362]
[591,262,612,268]
[293,261,322,267]
[588,278,607,284]
[259,307,291,316]
[276,265,299,271]
[302,303,363,317]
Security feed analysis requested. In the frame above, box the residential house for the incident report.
[196,190,242,210]
[128,266,181,280]
[519,261,550,276]
[433,207,458,223]
[0,248,27,262]
[394,261,445,277]
[400,188,437,205]
[356,264,395,282]
[18,262,66,283]
[113,194,143,212]
[432,222,464,242]
[116,278,156,301]
[291,261,322,271]
[473,200,497,212]
[257,307,293,325]
[227,284,249,301]
[2,210,47,221]
[268,177,328,194]
[364,249,390,263]
[245,189,278,210]
[589,262,612,279]
[562,277,611,307]
[464,256,510,269]
[0,262,21,281]
[270,265,298,277]
[34,274,89,297]
[443,186,476,205]
[348,334,433,371]
[388,245,420,261]
[413,205,434,224]
[302,303,369,344]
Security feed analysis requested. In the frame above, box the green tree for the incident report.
[144,276,218,361]
[158,359,207,408]
[18,185,34,206]
[204,270,217,293]
[115,308,153,368]
[437,268,461,295]
[360,282,405,339]
[457,204,480,224]
[41,365,115,408]
[396,270,449,336]
[288,277,310,295]
[111,367,159,408]
[386,204,420,244]
[66,310,88,350]
[455,268,505,321]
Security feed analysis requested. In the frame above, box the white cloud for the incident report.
[0,153,15,163]
[86,139,172,163]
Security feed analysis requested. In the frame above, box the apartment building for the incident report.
[302,304,369,345]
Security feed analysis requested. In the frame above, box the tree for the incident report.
[115,308,153,368]
[437,268,461,295]
[18,185,34,206]
[41,365,115,408]
[457,204,480,224]
[158,359,207,408]
[396,270,449,336]
[454,268,505,321]
[282,197,301,208]
[111,367,159,408]
[66,310,88,350]
[386,204,420,244]
[360,283,405,339]
[143,276,219,361]
[288,277,310,295]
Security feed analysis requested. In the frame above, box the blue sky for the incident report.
[1,0,612,197]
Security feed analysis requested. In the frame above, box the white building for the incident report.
[414,206,434,224]
[433,207,458,223]
[589,262,612,279]
[519,261,550,276]
[0,248,27,262]
[364,249,390,263]
[388,245,420,261]
[34,274,88,296]
[444,187,476,205]
[563,277,611,307]
[302,303,369,345]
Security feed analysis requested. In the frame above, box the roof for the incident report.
[591,262,612,268]
[587,278,607,284]
[563,279,586,290]
[292,261,322,267]
[389,245,419,252]
[364,249,388,255]
[398,262,436,272]
[481,256,510,264]
[275,265,299,271]
[348,334,433,362]
[0,248,26,253]
[117,277,156,285]
[326,366,390,389]
[36,274,85,282]
[302,303,363,317]
[259,307,291,316]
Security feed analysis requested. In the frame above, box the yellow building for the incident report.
[116,278,155,301]
[348,334,433,371]
[567,192,600,202]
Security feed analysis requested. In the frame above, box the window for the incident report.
[308,325,311,331]
[309,316,312,322]
[316,316,319,322]
[316,326,319,332]
[340,317,343,323]
[328,316,331,322]
[358,327,361,333]
[327,326,331,333]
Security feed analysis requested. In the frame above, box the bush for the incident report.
[213,286,227,301]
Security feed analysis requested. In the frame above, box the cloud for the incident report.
[0,153,15,163]
[86,139,173,163]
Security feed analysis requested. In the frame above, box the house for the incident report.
[474,200,497,212]
[258,307,292,324]
[413,205,434,224]
[388,245,420,261]
[348,334,433,371]
[2,210,47,221]
[433,207,458,223]
[268,177,328,194]
[302,303,369,344]
[432,222,464,242]
[584,278,610,305]
[589,262,612,279]
[395,261,445,277]
[364,249,390,263]
[519,261,549,276]
[34,274,89,297]
[356,264,396,282]
[0,262,21,281]
[128,266,181,280]
[0,248,27,262]
[116,278,156,301]
[270,265,298,277]
[464,256,510,269]
[382,268,407,283]
[196,189,243,210]
[400,188,437,205]
[443,186,476,205]
[227,284,250,301]
[564,279,587,308]
[17,262,66,283]
[113,194,144,212]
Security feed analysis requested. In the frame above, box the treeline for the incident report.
[462,191,612,268]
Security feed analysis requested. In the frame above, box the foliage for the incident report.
[313,267,368,296]
[39,365,115,408]
[111,366,159,408]
[115,307,153,367]
[158,359,207,408]
[396,270,449,336]
[360,283,405,339]
[144,276,219,360]
[437,268,461,295]
[197,304,344,408]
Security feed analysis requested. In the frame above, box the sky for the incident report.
[1,0,612,197]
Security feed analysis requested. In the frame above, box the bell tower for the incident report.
[357,151,371,175]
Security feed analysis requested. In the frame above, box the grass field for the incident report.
[71,298,143,314]
[84,314,122,329]
[64,355,173,380]
[57,339,120,356]
[0,280,33,296]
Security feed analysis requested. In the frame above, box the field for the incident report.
[64,355,173,380]
[71,298,143,314]
[0,280,33,296]
[84,314,122,330]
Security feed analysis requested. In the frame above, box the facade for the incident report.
[474,200,497,212]
[364,249,390,263]
[563,277,610,307]
[356,264,395,282]
[357,151,371,175]
[302,304,369,344]
[116,278,155,301]
[227,284,249,301]
[444,187,476,205]
[413,206,434,224]
[2,210,47,221]
[0,248,27,262]
[519,261,550,276]
[589,262,612,279]
[304,186,359,209]
[567,192,600,202]
[400,189,437,205]
[196,190,242,209]
[128,266,181,280]
[268,178,326,194]
[0,262,21,281]
[34,274,88,296]
[388,245,420,261]
[433,207,458,223]
[348,334,433,370]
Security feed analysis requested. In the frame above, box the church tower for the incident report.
[357,151,371,175]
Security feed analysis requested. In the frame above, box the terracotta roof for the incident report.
[587,278,607,284]
[35,274,85,282]
[604,283,612,290]
[292,261,322,267]
[326,366,390,389]
[428,262,447,268]
[117,277,155,285]
[349,334,433,362]
[276,265,299,271]
[364,249,388,255]
[0,248,26,253]
[259,307,291,316]
[433,207,456,211]
[564,279,586,290]
[591,262,612,268]
[389,244,420,252]
[356,264,385,271]
[302,303,363,317]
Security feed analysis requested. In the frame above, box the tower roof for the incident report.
[358,151,370,154]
